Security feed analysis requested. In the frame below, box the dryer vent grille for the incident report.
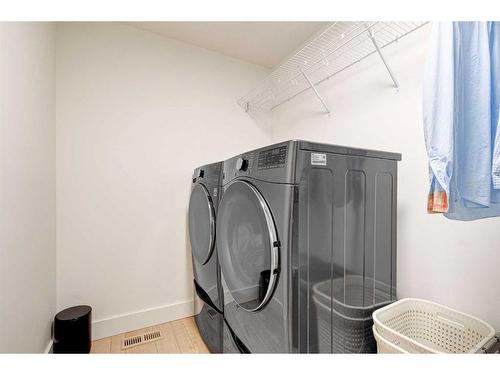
[121,330,162,350]
[144,331,161,342]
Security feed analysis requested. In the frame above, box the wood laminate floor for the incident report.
[90,317,210,354]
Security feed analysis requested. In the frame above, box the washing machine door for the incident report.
[188,183,216,265]
[217,180,280,312]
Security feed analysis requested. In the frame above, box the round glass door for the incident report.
[188,183,216,265]
[217,180,280,312]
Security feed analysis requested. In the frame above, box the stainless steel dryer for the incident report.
[189,162,223,353]
[217,140,401,353]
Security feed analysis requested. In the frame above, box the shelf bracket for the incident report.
[299,67,331,115]
[367,27,400,88]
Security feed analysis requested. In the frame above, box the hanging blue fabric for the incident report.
[423,22,500,220]
[490,22,500,191]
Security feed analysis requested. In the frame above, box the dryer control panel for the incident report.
[222,140,298,185]
[257,145,287,170]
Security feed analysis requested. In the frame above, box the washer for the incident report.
[188,162,223,353]
[217,140,401,353]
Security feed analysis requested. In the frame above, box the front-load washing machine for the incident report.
[188,162,224,353]
[217,140,401,353]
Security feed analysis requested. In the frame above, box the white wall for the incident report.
[7,21,494,351]
[0,23,56,353]
[56,23,271,339]
[271,24,500,330]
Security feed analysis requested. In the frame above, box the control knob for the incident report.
[236,157,248,171]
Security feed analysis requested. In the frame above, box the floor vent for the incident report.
[122,330,162,350]
[144,331,161,342]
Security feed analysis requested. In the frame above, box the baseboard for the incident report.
[44,339,53,354]
[92,299,198,340]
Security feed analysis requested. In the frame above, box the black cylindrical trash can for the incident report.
[53,305,92,354]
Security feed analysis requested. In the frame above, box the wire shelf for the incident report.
[237,21,428,113]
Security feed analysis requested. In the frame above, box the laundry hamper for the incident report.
[372,298,495,353]
[312,276,395,353]
[372,325,408,353]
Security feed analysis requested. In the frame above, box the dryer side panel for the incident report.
[296,150,398,353]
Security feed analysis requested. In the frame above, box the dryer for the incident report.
[217,140,401,353]
[188,162,223,353]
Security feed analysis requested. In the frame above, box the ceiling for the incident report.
[129,22,329,68]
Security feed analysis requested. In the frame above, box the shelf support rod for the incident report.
[299,67,331,115]
[367,27,399,88]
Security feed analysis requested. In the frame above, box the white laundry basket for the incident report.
[372,325,408,353]
[373,298,495,353]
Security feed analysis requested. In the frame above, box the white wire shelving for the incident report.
[238,21,429,115]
